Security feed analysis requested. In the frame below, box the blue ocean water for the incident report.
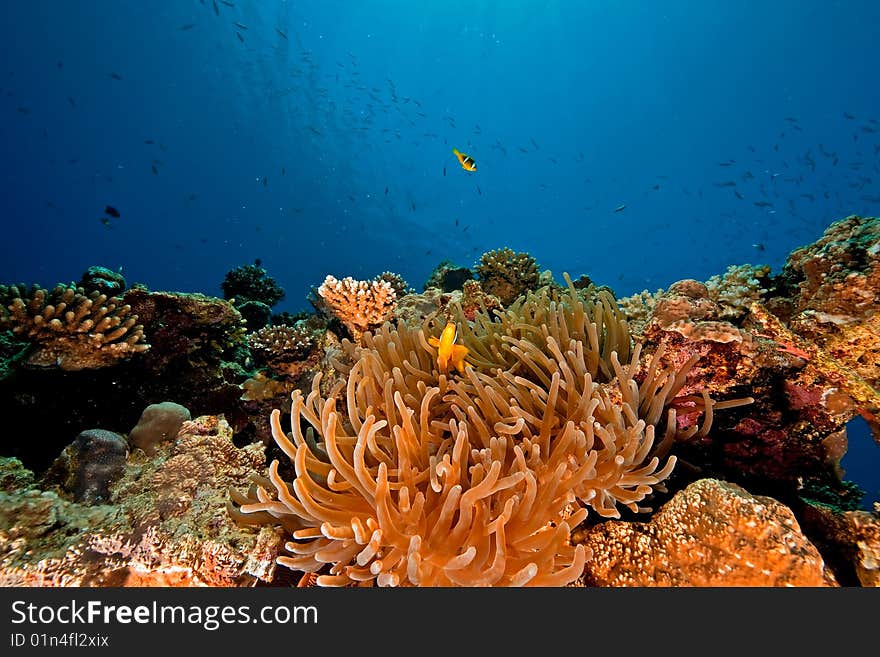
[1,1,878,504]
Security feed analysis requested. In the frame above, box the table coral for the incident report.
[577,478,837,586]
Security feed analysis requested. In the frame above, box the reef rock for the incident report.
[0,416,283,587]
[577,478,837,586]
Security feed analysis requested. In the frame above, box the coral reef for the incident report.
[1,215,878,588]
[316,274,397,340]
[577,478,837,586]
[0,283,150,370]
[0,288,250,473]
[475,247,542,305]
[0,417,283,586]
[229,280,737,586]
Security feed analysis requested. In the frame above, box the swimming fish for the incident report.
[428,322,470,375]
[104,205,121,218]
[452,148,477,172]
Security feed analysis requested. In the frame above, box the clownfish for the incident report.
[452,148,477,172]
[428,322,470,375]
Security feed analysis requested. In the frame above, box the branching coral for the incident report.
[230,278,733,587]
[248,324,320,376]
[317,275,397,340]
[1,284,149,370]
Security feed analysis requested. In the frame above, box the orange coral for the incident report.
[578,478,837,586]
[317,275,397,340]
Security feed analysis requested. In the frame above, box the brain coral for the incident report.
[231,280,726,586]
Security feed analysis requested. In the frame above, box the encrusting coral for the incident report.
[230,277,743,586]
[0,283,149,370]
[316,274,398,340]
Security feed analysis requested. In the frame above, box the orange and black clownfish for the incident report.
[428,321,470,375]
[452,148,477,172]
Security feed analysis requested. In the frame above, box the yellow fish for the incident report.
[428,322,470,375]
[452,148,477,172]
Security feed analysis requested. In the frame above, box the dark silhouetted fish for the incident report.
[151,164,158,175]
[276,28,288,40]
[67,96,76,107]
[614,204,626,212]
[104,205,121,218]
[844,112,856,119]
[180,23,196,30]
[234,22,248,29]
[235,31,244,42]
[109,72,123,80]
[734,190,745,200]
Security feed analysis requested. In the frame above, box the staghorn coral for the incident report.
[1,283,149,370]
[230,280,731,586]
[317,274,397,341]
[577,478,837,586]
[475,247,541,305]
